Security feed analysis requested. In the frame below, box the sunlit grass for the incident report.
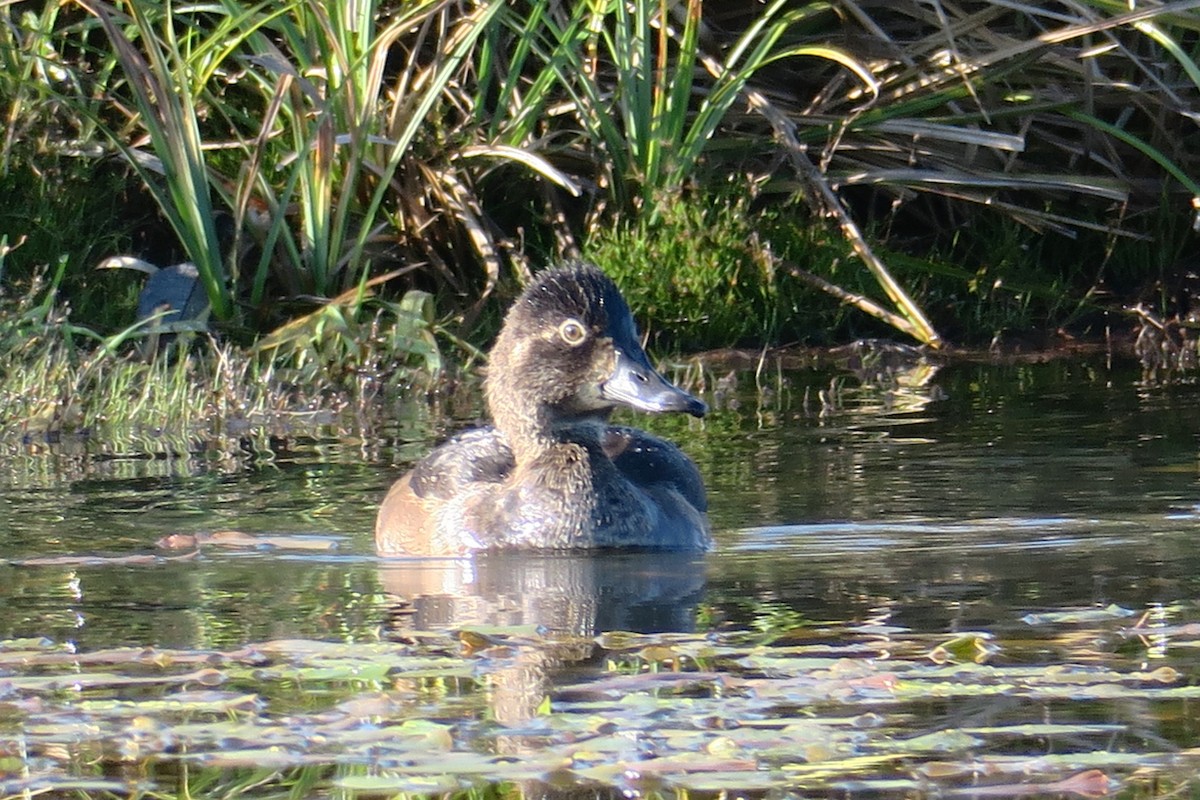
[585,194,844,350]
[0,242,446,445]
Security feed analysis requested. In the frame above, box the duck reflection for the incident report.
[378,552,709,728]
[378,551,708,635]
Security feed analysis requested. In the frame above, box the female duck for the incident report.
[375,263,710,556]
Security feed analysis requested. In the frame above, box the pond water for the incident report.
[3,354,1200,798]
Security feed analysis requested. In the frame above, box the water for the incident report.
[4,355,1200,796]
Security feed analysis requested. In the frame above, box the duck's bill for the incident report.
[602,348,707,418]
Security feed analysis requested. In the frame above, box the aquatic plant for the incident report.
[516,0,858,217]
[73,0,568,326]
[768,0,1200,342]
[3,0,1200,354]
[0,2,108,172]
[0,607,1194,797]
[488,0,1200,349]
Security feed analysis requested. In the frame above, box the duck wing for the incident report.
[376,427,517,556]
[409,427,514,500]
[603,425,707,513]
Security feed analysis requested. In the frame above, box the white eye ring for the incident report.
[558,318,588,346]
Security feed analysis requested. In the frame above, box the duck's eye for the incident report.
[558,318,588,346]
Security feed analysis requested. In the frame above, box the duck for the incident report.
[375,263,710,556]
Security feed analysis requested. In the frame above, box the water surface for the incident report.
[3,356,1200,797]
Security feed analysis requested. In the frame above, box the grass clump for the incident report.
[587,194,997,351]
[585,196,845,351]
[587,191,1200,350]
[586,197,776,351]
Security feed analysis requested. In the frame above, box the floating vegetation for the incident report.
[2,605,1199,798]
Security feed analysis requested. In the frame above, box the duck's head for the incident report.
[485,263,706,433]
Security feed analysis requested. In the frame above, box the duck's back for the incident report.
[375,425,709,555]
[374,428,511,556]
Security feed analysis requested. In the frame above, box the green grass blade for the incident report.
[1065,110,1200,197]
[78,0,233,320]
